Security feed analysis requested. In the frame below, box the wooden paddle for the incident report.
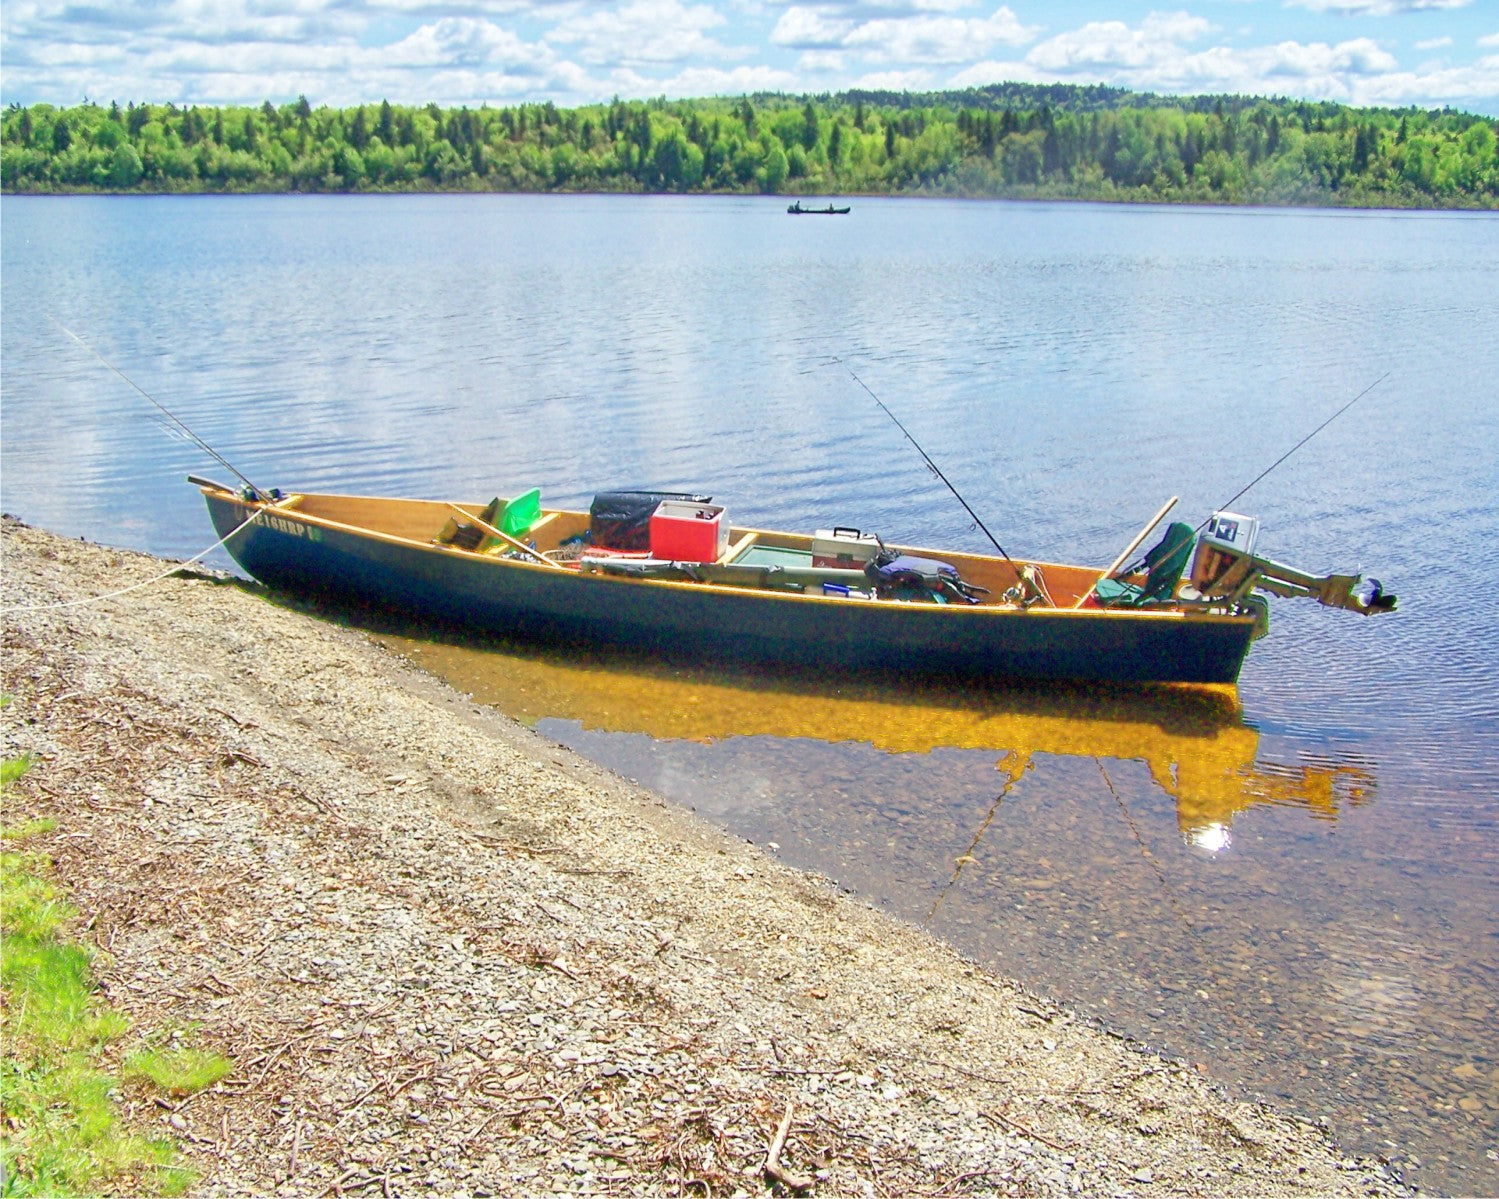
[445,504,567,571]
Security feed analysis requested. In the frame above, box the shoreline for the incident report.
[3,188,1495,214]
[0,516,1409,1196]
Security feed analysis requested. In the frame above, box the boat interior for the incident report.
[234,486,1193,614]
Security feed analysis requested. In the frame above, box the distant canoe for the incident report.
[788,201,850,215]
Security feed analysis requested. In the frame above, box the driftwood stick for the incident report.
[285,1120,302,1182]
[322,1166,364,1196]
[979,1107,1069,1152]
[764,1101,814,1192]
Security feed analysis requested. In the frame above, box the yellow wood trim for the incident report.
[719,532,757,564]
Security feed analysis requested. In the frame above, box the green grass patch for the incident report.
[2,815,58,841]
[1,752,34,790]
[123,1044,234,1098]
[1,768,207,1197]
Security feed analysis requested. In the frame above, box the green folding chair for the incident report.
[1093,522,1196,607]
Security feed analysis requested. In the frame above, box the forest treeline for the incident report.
[3,84,1496,208]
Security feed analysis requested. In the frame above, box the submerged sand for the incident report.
[0,516,1408,1196]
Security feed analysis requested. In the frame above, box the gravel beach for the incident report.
[0,516,1410,1197]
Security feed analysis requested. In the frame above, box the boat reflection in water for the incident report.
[373,627,1374,849]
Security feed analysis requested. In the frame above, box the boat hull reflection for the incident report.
[372,627,1374,838]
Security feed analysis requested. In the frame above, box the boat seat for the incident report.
[474,488,548,555]
[498,488,542,537]
[1093,522,1196,607]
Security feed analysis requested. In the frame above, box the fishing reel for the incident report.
[1000,565,1054,608]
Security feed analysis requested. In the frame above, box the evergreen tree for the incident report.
[980,112,997,158]
[1182,128,1200,176]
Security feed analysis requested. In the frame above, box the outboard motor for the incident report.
[1188,511,1396,616]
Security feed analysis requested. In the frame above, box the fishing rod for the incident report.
[1113,371,1392,578]
[1215,371,1390,515]
[52,318,267,499]
[845,365,1021,574]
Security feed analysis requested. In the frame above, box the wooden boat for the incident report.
[194,481,1394,687]
[787,201,850,214]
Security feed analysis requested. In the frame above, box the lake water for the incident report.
[3,194,1496,1192]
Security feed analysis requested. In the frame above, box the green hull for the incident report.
[204,491,1257,686]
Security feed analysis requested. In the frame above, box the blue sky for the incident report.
[2,0,1495,115]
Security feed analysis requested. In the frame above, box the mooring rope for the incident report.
[2,508,265,614]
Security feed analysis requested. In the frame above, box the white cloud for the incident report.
[658,63,800,96]
[546,0,738,67]
[796,49,846,73]
[4,0,363,49]
[1027,12,1213,74]
[1011,11,1426,104]
[774,4,1035,65]
[1341,54,1499,108]
[946,57,1036,89]
[948,15,1499,112]
[781,0,976,12]
[843,8,1037,64]
[383,18,539,70]
[895,0,975,12]
[770,6,855,50]
[848,67,938,91]
[1287,0,1470,13]
[1260,36,1399,79]
[1,0,1495,115]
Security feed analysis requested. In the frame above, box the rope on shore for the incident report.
[2,509,265,613]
